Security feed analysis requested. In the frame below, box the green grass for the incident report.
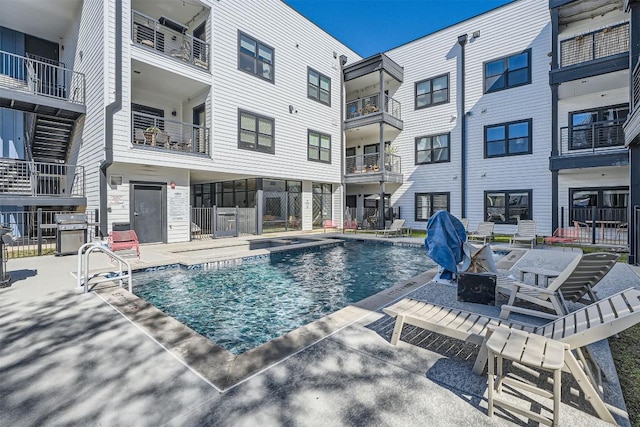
[610,325,640,426]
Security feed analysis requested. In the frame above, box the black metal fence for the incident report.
[0,208,99,258]
[559,206,628,246]
[191,206,257,239]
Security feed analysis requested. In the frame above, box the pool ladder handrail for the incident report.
[77,242,132,294]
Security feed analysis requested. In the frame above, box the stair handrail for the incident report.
[77,242,132,294]
[23,114,36,163]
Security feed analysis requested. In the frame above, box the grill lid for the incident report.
[55,213,87,224]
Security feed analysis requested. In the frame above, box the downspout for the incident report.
[550,8,560,232]
[379,68,386,228]
[457,34,467,218]
[100,0,122,236]
[340,55,347,225]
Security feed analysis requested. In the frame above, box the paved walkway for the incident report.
[0,235,637,426]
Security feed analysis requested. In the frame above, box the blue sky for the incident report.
[283,0,514,57]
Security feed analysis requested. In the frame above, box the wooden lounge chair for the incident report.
[108,230,141,258]
[498,252,619,320]
[383,288,640,424]
[375,219,405,238]
[510,219,537,249]
[468,221,494,244]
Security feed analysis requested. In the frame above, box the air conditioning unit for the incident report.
[159,16,188,34]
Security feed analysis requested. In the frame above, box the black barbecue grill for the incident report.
[55,213,88,256]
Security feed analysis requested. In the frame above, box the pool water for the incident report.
[133,241,434,354]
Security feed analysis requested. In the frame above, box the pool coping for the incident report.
[93,239,526,391]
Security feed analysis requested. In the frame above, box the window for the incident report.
[485,119,531,157]
[415,193,449,221]
[308,130,331,163]
[415,74,449,109]
[570,187,628,223]
[569,104,628,150]
[308,68,330,106]
[238,32,274,82]
[238,110,274,154]
[415,133,450,164]
[485,190,531,224]
[484,50,531,93]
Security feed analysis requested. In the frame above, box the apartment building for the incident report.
[0,0,637,259]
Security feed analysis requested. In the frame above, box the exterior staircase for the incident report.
[31,115,75,163]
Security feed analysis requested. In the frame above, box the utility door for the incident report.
[131,183,166,243]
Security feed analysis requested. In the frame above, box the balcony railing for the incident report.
[132,111,210,156]
[346,94,401,121]
[0,50,85,104]
[132,10,210,71]
[633,60,640,110]
[560,22,629,68]
[346,153,401,175]
[0,158,84,197]
[559,119,626,155]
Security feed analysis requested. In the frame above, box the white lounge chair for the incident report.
[510,219,537,248]
[498,252,619,320]
[375,219,405,238]
[468,221,494,244]
[383,288,640,424]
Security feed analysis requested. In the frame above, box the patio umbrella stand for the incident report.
[0,226,12,288]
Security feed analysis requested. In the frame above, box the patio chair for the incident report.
[108,230,140,258]
[498,252,619,320]
[458,218,469,233]
[509,219,537,248]
[134,128,148,145]
[467,221,494,244]
[375,219,405,237]
[383,287,640,424]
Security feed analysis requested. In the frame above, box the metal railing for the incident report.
[560,22,629,68]
[0,158,85,197]
[558,206,628,246]
[346,94,402,121]
[633,60,640,110]
[345,153,401,175]
[346,206,400,230]
[559,119,626,155]
[0,50,85,104]
[0,208,99,258]
[77,242,132,294]
[191,206,257,239]
[132,10,210,71]
[132,112,210,155]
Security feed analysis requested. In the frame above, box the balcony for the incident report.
[0,158,85,205]
[551,23,629,84]
[0,50,85,118]
[345,94,402,130]
[132,10,210,71]
[551,119,628,170]
[345,153,402,184]
[132,112,210,156]
[624,61,640,146]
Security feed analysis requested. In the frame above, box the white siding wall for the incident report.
[71,0,107,213]
[386,0,553,234]
[208,1,359,183]
[558,88,629,129]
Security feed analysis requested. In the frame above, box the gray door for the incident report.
[132,184,165,243]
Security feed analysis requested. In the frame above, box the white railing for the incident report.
[77,242,132,294]
[0,50,85,104]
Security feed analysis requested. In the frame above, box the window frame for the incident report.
[484,189,532,225]
[483,49,531,94]
[237,109,275,154]
[307,129,332,164]
[307,67,331,106]
[414,192,450,222]
[414,73,450,110]
[237,31,275,83]
[415,132,451,165]
[484,118,532,158]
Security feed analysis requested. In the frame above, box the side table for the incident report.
[486,327,567,426]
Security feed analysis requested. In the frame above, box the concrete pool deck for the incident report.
[1,233,639,426]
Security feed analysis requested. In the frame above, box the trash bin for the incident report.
[55,213,88,256]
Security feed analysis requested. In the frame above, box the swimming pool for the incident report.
[133,241,434,354]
